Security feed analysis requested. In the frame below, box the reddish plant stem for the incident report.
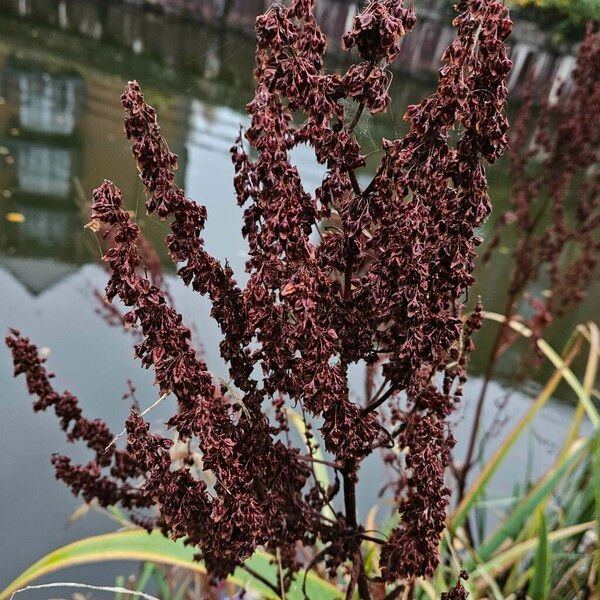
[343,468,371,600]
[359,533,386,545]
[458,211,544,504]
[341,204,370,600]
[349,170,363,196]
[362,162,385,198]
[346,62,374,134]
[241,565,281,597]
[362,384,397,415]
[456,292,517,503]
[383,582,404,600]
[349,99,367,131]
[299,455,344,470]
[343,74,371,301]
[337,86,377,599]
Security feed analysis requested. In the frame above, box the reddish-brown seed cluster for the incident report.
[6,0,513,589]
[5,330,148,510]
[368,0,512,579]
[94,180,315,576]
[441,571,469,600]
[342,0,416,63]
[92,215,172,337]
[485,25,599,341]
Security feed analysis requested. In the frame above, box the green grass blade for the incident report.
[483,313,600,428]
[135,563,155,593]
[449,328,582,531]
[0,530,342,600]
[152,568,170,599]
[465,438,590,569]
[594,432,600,595]
[559,323,600,459]
[114,575,125,600]
[528,511,550,600]
[470,521,593,581]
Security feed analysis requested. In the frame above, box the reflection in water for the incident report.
[0,3,596,586]
[17,68,80,135]
[0,58,85,297]
[15,142,73,196]
[0,0,582,100]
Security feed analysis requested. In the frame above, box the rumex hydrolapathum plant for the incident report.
[458,26,600,503]
[483,24,600,338]
[5,0,512,596]
[506,26,598,331]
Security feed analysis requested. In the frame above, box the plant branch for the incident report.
[343,468,371,600]
[362,385,397,415]
[241,564,281,597]
[299,455,344,470]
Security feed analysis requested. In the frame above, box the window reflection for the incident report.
[19,72,79,135]
[14,142,72,197]
[0,58,85,273]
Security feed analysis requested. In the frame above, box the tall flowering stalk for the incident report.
[458,26,600,503]
[6,0,512,595]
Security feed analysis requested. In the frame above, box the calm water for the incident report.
[0,3,597,590]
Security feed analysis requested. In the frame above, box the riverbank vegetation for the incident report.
[2,1,599,598]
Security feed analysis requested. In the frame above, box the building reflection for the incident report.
[0,57,85,293]
[0,43,194,295]
[0,0,580,101]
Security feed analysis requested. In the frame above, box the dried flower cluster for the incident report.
[484,25,600,338]
[457,24,599,511]
[6,0,512,594]
[441,571,469,600]
[5,330,149,510]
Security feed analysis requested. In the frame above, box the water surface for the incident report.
[0,4,597,589]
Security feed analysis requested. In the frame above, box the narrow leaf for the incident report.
[528,511,549,600]
[450,327,582,530]
[0,530,342,600]
[465,438,590,569]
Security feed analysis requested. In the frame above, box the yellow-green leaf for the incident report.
[0,530,342,600]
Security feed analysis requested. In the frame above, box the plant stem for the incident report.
[339,61,379,600]
[457,293,517,503]
[362,385,396,415]
[299,455,344,470]
[383,581,404,600]
[241,565,281,597]
[343,468,371,600]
